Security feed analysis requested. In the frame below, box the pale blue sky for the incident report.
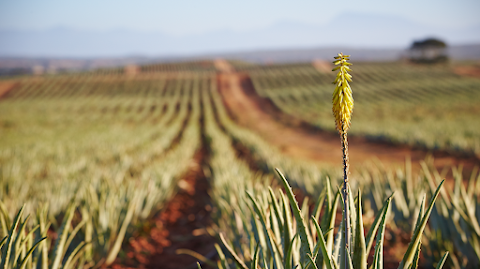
[1,0,479,34]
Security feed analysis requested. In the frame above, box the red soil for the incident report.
[312,59,333,73]
[0,81,18,99]
[454,64,480,78]
[108,148,216,269]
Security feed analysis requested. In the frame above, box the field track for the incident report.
[0,81,18,98]
[110,109,216,269]
[454,64,480,78]
[214,59,480,179]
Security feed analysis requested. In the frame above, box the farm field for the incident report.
[0,59,479,269]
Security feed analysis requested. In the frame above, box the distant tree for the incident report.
[409,38,448,64]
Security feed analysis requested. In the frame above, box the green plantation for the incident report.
[0,59,479,269]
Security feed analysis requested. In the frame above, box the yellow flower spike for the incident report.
[332,52,354,133]
[332,52,354,269]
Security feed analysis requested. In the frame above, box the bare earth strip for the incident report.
[214,59,479,177]
[0,81,18,98]
[312,59,333,73]
[454,65,480,78]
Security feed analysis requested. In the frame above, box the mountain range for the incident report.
[1,13,479,58]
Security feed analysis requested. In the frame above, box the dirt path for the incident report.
[454,64,480,78]
[110,148,215,269]
[110,104,216,269]
[214,59,480,177]
[312,59,333,73]
[0,81,18,99]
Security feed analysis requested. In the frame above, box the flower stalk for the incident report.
[332,52,354,269]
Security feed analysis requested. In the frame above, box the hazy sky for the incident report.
[1,0,479,34]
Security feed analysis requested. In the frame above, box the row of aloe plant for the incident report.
[0,75,207,268]
[0,75,194,217]
[212,168,447,269]
[0,204,86,269]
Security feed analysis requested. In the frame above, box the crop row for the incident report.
[0,74,208,267]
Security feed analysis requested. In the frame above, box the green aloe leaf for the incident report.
[281,191,293,265]
[353,189,367,269]
[16,224,40,269]
[176,248,218,267]
[64,220,86,259]
[372,196,392,269]
[321,177,333,230]
[80,206,93,262]
[308,254,320,269]
[348,185,357,252]
[248,205,267,258]
[313,190,326,223]
[251,243,261,269]
[17,236,47,269]
[1,205,24,269]
[0,202,10,239]
[412,195,425,236]
[214,243,230,269]
[346,249,354,269]
[332,217,343,267]
[269,188,284,232]
[435,252,449,269]
[63,241,88,269]
[12,215,30,269]
[247,191,282,269]
[411,243,421,269]
[276,168,311,267]
[285,234,297,269]
[398,180,444,269]
[51,203,75,269]
[219,233,248,269]
[0,236,7,249]
[366,194,393,256]
[312,217,334,269]
[35,206,50,269]
[105,194,138,265]
[268,228,285,262]
[318,190,340,269]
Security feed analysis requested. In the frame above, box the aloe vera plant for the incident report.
[211,54,448,269]
[214,168,447,269]
[0,204,87,269]
[0,206,46,269]
[422,164,480,268]
[332,53,354,269]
